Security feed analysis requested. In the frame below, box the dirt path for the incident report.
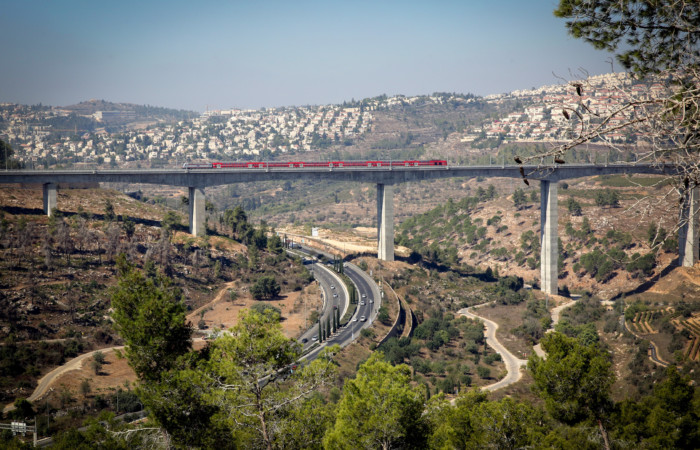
[3,346,124,414]
[533,299,577,358]
[458,304,528,392]
[9,280,71,291]
[186,280,238,323]
[455,297,578,395]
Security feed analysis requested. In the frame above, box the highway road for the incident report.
[295,258,348,352]
[295,246,381,361]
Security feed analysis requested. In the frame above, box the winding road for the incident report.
[459,297,578,392]
[3,346,125,414]
[623,318,670,367]
[533,299,577,358]
[458,305,528,391]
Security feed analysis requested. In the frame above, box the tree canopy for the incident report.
[528,331,615,447]
[198,309,338,449]
[0,139,21,169]
[554,0,700,75]
[110,255,192,382]
[324,352,427,449]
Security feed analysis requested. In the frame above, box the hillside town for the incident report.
[0,72,667,167]
[0,103,374,167]
[474,72,665,144]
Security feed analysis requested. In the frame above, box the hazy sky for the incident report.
[1,0,616,112]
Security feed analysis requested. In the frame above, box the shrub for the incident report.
[250,276,281,300]
[377,306,391,325]
[251,302,281,319]
[360,328,374,338]
[93,351,106,364]
[626,253,656,278]
[476,366,491,379]
[566,197,582,216]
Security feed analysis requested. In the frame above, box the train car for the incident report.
[183,159,448,169]
[182,162,213,169]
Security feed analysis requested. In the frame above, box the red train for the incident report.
[182,160,448,169]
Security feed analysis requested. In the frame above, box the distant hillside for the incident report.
[62,99,198,122]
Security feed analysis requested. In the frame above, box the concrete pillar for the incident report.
[377,183,394,261]
[43,183,57,216]
[189,187,206,237]
[540,180,558,295]
[679,186,698,267]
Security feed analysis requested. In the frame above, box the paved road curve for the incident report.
[458,305,528,392]
[299,252,381,361]
[294,257,349,351]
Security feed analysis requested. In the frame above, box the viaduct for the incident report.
[0,163,691,295]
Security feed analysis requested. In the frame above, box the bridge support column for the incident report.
[189,187,206,237]
[377,183,394,261]
[679,186,699,267]
[540,180,558,295]
[43,183,57,216]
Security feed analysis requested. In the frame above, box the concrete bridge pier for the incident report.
[540,180,558,295]
[189,187,206,237]
[43,183,57,216]
[679,186,699,267]
[377,183,394,261]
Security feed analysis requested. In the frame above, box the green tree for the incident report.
[275,393,336,450]
[198,310,338,450]
[248,244,259,270]
[324,352,427,449]
[540,1,700,220]
[566,197,582,216]
[266,233,283,254]
[377,306,391,325]
[224,206,252,241]
[0,139,21,169]
[104,199,116,222]
[121,218,135,240]
[161,211,181,233]
[251,302,281,319]
[250,275,281,300]
[614,366,700,448]
[554,0,699,75]
[518,2,700,226]
[486,184,497,199]
[110,255,192,382]
[595,189,619,208]
[512,188,527,209]
[528,332,614,449]
[424,391,488,449]
[9,398,34,420]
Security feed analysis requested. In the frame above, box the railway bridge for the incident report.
[0,162,689,295]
